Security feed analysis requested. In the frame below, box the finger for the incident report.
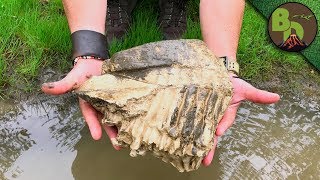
[215,104,239,136]
[79,98,102,140]
[103,125,121,150]
[202,136,218,167]
[244,85,280,104]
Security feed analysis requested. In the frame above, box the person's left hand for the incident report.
[202,74,280,166]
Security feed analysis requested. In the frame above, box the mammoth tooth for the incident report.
[75,39,232,172]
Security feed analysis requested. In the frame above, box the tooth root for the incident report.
[172,139,180,152]
[153,149,161,157]
[159,134,167,150]
[164,135,172,151]
[182,156,192,172]
[130,138,141,150]
[194,157,202,170]
[137,149,146,156]
[142,127,152,143]
[131,120,142,137]
[168,138,179,154]
[183,143,193,156]
[124,120,133,132]
[148,128,159,145]
[162,156,170,163]
[171,159,184,173]
[130,150,138,157]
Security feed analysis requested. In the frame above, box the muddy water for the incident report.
[0,94,319,180]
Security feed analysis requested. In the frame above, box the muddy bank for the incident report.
[249,62,320,101]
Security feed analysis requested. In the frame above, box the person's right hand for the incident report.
[41,58,120,150]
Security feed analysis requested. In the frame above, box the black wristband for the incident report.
[71,30,110,60]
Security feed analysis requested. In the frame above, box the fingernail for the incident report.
[42,82,54,89]
[113,145,121,151]
[110,138,121,150]
[110,138,119,146]
[216,128,224,136]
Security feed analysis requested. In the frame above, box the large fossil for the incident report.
[75,39,233,172]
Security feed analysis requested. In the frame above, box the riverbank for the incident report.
[0,0,319,99]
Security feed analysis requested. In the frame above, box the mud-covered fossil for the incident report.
[75,39,232,172]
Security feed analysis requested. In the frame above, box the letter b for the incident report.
[272,8,290,31]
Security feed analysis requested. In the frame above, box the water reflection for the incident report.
[0,94,319,179]
[213,99,320,179]
[72,128,191,180]
[1,95,83,179]
[0,101,33,180]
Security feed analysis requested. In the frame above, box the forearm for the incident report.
[62,0,107,34]
[200,0,245,60]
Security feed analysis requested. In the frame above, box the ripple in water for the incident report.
[0,95,319,179]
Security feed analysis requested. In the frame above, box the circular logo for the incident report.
[268,2,318,52]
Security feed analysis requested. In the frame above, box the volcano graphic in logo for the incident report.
[279,34,307,52]
[268,2,318,52]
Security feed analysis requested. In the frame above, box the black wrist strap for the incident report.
[71,30,110,60]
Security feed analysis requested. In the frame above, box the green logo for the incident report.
[268,3,317,52]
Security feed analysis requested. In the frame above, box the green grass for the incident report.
[0,0,70,93]
[0,0,311,96]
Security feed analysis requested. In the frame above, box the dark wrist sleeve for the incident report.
[71,30,110,60]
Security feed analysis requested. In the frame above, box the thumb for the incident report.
[41,69,80,95]
[244,84,280,104]
[41,59,103,95]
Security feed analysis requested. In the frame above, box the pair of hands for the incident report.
[42,58,280,166]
